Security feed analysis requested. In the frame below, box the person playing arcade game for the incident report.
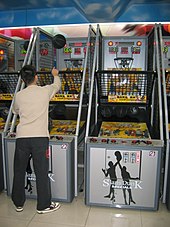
[11,65,61,214]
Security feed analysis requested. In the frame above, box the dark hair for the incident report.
[20,65,36,85]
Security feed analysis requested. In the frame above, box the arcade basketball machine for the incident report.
[4,25,96,201]
[85,24,164,210]
[0,34,19,192]
[4,27,74,202]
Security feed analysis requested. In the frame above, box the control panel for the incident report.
[87,137,163,147]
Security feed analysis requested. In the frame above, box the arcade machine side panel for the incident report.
[0,38,19,191]
[103,37,147,70]
[50,138,75,202]
[85,139,162,210]
[162,37,170,209]
[4,136,75,202]
[0,133,4,191]
[167,152,170,210]
[4,138,14,196]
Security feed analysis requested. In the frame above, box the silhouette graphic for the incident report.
[118,162,138,205]
[25,155,33,194]
[102,161,119,201]
[102,151,123,202]
[102,150,139,205]
[115,150,122,162]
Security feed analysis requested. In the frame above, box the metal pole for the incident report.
[85,24,99,139]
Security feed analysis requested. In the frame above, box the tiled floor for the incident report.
[0,190,170,227]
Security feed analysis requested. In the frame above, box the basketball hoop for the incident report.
[114,57,133,69]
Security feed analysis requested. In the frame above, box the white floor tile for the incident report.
[141,215,170,227]
[28,221,83,227]
[0,191,170,227]
[32,197,90,226]
[0,217,29,227]
[85,206,142,227]
[0,192,36,221]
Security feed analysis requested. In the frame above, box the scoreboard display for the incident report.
[57,38,87,70]
[103,38,147,70]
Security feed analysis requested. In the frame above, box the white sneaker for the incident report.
[37,202,60,214]
[15,206,23,212]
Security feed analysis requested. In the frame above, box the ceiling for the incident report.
[0,1,170,39]
[0,0,170,27]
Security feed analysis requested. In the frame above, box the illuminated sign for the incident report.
[108,41,113,46]
[69,42,86,47]
[121,47,128,54]
[116,42,134,46]
[40,49,48,56]
[64,47,72,54]
[132,46,141,54]
[74,47,81,55]
[109,46,118,53]
[0,49,4,55]
[136,41,142,46]
[108,94,146,103]
[163,46,168,53]
[165,41,170,46]
[0,49,5,61]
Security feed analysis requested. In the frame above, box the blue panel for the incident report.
[116,4,170,22]
[0,10,26,27]
[0,1,170,27]
[27,7,89,26]
[76,0,131,23]
[0,0,76,11]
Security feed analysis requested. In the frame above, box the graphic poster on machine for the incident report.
[24,146,53,195]
[89,147,158,207]
[102,149,141,206]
